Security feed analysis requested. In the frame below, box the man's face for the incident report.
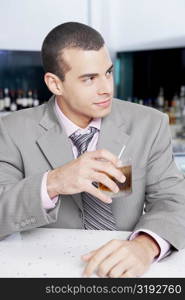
[57,45,114,128]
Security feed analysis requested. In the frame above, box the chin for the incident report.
[85,104,112,120]
[95,107,112,118]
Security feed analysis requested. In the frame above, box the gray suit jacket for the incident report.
[0,96,185,249]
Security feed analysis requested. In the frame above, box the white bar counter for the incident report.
[0,228,184,278]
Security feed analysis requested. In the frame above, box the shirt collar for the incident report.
[54,98,101,137]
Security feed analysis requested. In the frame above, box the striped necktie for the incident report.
[69,127,117,230]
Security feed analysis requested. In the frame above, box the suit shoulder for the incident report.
[112,98,166,122]
[1,103,47,129]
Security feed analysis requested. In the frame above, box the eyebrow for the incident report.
[78,64,114,79]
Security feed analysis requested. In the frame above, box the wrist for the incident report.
[133,233,160,260]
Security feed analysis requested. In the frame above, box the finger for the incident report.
[85,183,112,203]
[121,263,148,278]
[97,243,129,277]
[82,239,122,277]
[120,269,137,278]
[92,171,119,194]
[93,160,125,183]
[81,250,96,261]
[107,260,130,278]
[89,149,122,168]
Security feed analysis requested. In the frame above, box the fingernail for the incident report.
[107,197,112,203]
[82,253,90,259]
[120,176,126,183]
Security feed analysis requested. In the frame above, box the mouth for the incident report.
[94,98,112,108]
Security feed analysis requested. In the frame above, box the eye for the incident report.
[106,69,113,76]
[83,77,94,83]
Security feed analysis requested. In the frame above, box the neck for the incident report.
[56,97,92,128]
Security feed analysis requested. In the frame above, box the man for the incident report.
[0,22,185,278]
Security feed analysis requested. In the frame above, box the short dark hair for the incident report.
[41,22,105,81]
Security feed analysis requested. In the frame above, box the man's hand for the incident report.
[47,149,125,203]
[81,233,160,278]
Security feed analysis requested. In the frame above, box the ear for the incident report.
[44,72,63,95]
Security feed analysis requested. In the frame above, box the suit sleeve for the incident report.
[133,113,185,250]
[0,118,59,239]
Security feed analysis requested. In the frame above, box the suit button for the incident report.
[25,219,30,225]
[21,221,26,227]
[30,217,36,224]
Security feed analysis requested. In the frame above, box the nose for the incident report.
[97,77,113,95]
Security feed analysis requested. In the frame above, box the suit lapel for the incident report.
[37,123,73,169]
[97,101,130,158]
[36,96,73,168]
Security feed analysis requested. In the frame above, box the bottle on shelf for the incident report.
[0,89,5,112]
[33,90,40,107]
[21,90,29,109]
[4,88,11,111]
[180,85,185,128]
[9,90,18,112]
[16,89,23,110]
[169,101,176,125]
[172,93,181,125]
[175,85,185,138]
[0,87,42,113]
[164,99,169,114]
[179,85,185,111]
[27,90,33,107]
[156,87,164,112]
[169,92,184,139]
[138,99,144,105]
